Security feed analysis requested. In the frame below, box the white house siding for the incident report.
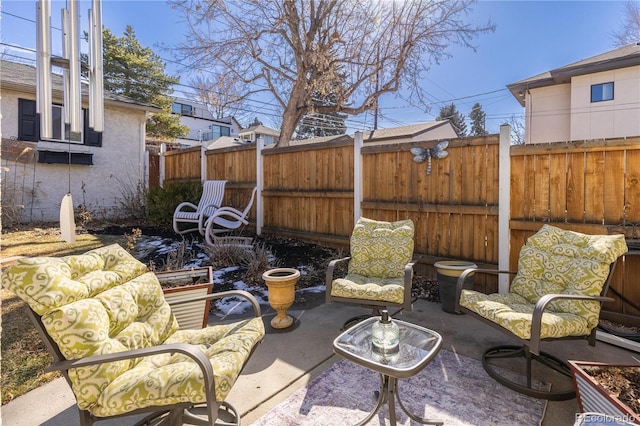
[525,84,571,144]
[1,89,147,222]
[570,65,640,141]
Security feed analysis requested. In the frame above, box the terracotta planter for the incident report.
[156,267,214,329]
[262,268,300,329]
[569,360,640,424]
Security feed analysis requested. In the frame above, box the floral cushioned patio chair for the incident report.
[455,224,627,401]
[1,243,265,426]
[326,217,415,328]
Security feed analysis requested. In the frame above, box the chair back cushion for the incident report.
[348,217,414,279]
[2,244,178,411]
[511,225,628,324]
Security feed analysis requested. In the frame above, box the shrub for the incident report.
[146,181,203,228]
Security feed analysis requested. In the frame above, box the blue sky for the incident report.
[0,0,629,133]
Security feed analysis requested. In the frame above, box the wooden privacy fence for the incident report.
[510,137,640,320]
[161,132,640,317]
[163,134,501,292]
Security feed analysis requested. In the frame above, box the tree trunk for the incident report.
[276,80,308,147]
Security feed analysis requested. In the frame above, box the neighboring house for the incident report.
[359,121,458,145]
[508,43,640,144]
[206,136,253,150]
[238,124,280,146]
[284,121,457,148]
[171,98,241,147]
[0,60,161,223]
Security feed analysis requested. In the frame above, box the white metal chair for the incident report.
[173,180,227,235]
[204,187,258,246]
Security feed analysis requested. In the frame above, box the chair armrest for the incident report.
[454,268,517,313]
[528,293,615,355]
[49,342,215,391]
[168,289,262,318]
[200,202,222,214]
[403,260,417,308]
[325,257,351,302]
[174,201,198,213]
[209,208,249,225]
[213,206,243,216]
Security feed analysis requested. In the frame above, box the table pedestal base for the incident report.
[355,374,443,426]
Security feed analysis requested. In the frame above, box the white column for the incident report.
[159,143,166,188]
[256,137,264,235]
[354,131,363,223]
[498,124,511,293]
[201,145,207,182]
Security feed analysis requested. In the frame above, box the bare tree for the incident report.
[611,1,640,47]
[506,114,525,145]
[171,0,494,146]
[190,73,248,121]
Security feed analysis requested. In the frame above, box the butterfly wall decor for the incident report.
[410,140,449,175]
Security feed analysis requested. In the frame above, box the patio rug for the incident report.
[251,349,548,426]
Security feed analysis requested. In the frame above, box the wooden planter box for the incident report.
[569,360,640,424]
[156,267,214,330]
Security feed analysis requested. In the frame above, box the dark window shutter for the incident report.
[18,99,39,142]
[83,109,102,146]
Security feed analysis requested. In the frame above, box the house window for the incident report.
[591,82,614,102]
[18,98,102,147]
[201,124,231,141]
[52,104,82,142]
[172,102,193,116]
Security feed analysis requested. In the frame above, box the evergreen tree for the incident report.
[249,117,263,127]
[469,103,488,136]
[436,103,467,137]
[295,92,347,139]
[102,26,188,140]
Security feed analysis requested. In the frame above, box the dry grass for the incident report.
[1,228,126,404]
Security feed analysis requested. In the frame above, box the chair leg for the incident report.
[482,344,576,401]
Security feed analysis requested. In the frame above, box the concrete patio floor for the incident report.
[3,298,639,426]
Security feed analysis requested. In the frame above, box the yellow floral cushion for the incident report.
[331,274,405,304]
[460,225,628,340]
[347,217,414,279]
[330,217,414,304]
[2,243,265,418]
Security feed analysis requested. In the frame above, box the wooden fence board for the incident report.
[603,150,625,224]
[534,154,550,221]
[566,151,585,222]
[548,152,567,221]
[522,155,535,220]
[584,151,605,223]
[451,146,463,204]
[486,143,499,205]
[510,155,525,220]
[626,150,640,223]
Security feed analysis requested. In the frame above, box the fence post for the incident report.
[159,143,166,188]
[200,144,207,182]
[499,124,511,293]
[354,131,363,223]
[256,136,264,235]
[143,150,149,190]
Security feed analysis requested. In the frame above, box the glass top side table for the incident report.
[333,317,443,426]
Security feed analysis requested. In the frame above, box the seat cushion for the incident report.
[460,289,593,340]
[348,217,414,279]
[331,273,405,304]
[91,317,265,417]
[460,225,628,340]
